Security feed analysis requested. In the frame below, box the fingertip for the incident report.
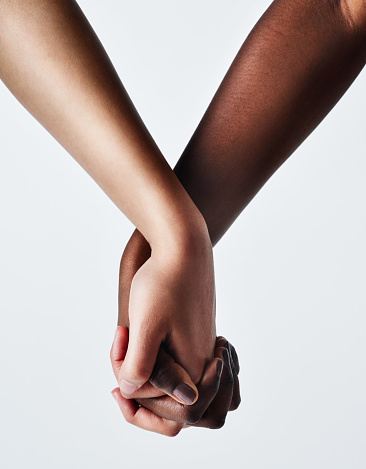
[111,387,124,404]
[113,325,128,341]
[111,388,123,407]
[149,348,199,405]
[172,383,198,405]
[216,336,228,348]
[110,327,129,363]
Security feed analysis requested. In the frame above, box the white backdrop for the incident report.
[1,1,365,468]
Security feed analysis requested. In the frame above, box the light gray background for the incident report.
[1,1,365,467]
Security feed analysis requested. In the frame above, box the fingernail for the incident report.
[216,360,223,377]
[173,384,197,405]
[111,390,118,403]
[119,379,139,395]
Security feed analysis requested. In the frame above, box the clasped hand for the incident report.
[110,229,241,436]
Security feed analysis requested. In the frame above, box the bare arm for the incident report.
[117,0,366,433]
[0,0,202,247]
[175,0,366,246]
[0,0,216,395]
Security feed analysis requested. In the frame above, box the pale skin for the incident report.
[111,331,240,436]
[111,0,366,434]
[0,0,218,403]
[2,0,366,437]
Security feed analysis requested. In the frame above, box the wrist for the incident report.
[151,205,212,267]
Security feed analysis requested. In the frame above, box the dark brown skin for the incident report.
[175,0,366,245]
[115,236,241,435]
[116,0,366,433]
[111,332,240,436]
[0,0,238,434]
[138,339,240,430]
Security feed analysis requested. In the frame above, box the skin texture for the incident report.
[0,0,216,399]
[113,236,241,435]
[2,0,365,436]
[115,0,366,433]
[111,331,240,436]
[175,0,366,245]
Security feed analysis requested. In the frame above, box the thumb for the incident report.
[149,347,199,405]
[118,323,162,397]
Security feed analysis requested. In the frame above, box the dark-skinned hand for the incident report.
[110,229,241,436]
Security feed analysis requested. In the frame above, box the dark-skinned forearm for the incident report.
[175,0,366,246]
[120,0,365,327]
[117,0,366,429]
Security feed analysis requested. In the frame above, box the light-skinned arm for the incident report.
[0,0,216,397]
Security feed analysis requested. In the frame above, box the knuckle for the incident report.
[228,343,240,374]
[123,413,135,425]
[230,394,242,411]
[124,364,151,384]
[185,406,204,425]
[150,366,174,392]
[221,369,234,387]
[166,424,183,438]
[216,336,228,348]
[209,417,226,430]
